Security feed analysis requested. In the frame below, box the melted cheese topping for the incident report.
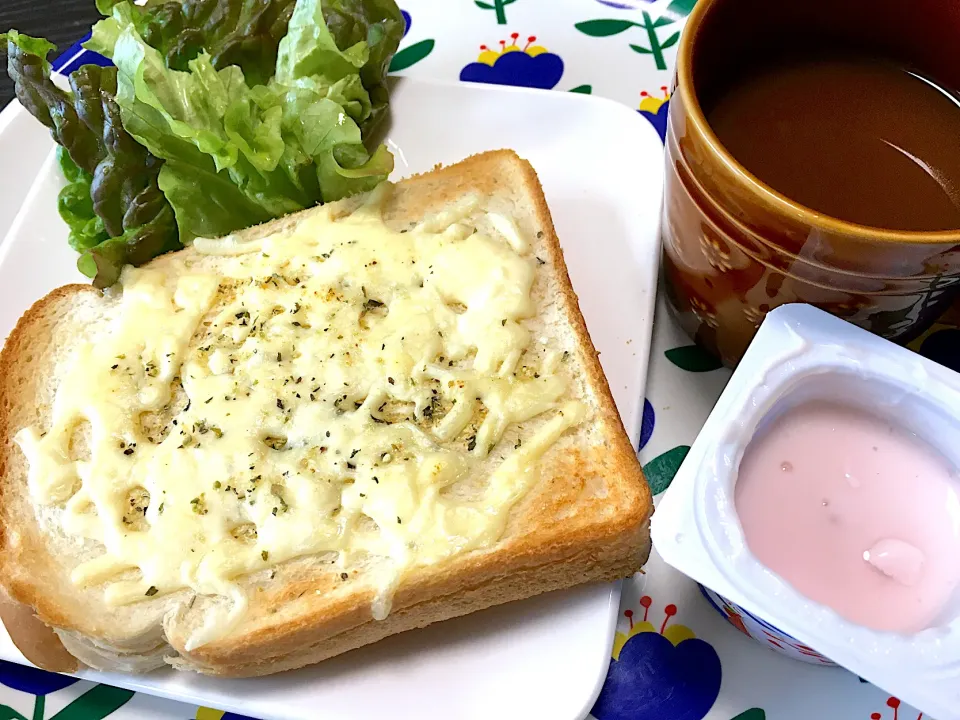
[16,186,585,648]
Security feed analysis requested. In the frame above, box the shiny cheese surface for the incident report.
[16,187,585,648]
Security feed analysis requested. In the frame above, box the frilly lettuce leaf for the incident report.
[56,147,109,251]
[89,0,401,135]
[2,0,401,286]
[312,0,404,136]
[275,0,369,86]
[2,31,181,287]
[87,0,396,243]
[94,0,298,87]
[77,201,179,284]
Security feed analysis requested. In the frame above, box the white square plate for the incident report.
[0,77,664,720]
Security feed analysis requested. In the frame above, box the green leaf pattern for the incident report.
[0,705,27,720]
[389,38,434,72]
[474,0,516,25]
[0,685,133,720]
[731,710,767,720]
[665,345,724,372]
[660,31,681,50]
[575,10,680,70]
[664,0,698,19]
[574,19,636,37]
[643,445,691,495]
[49,686,135,720]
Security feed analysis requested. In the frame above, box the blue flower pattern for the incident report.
[460,33,565,90]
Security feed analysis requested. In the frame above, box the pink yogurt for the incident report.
[735,400,960,634]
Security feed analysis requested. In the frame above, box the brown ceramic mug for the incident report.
[662,0,960,367]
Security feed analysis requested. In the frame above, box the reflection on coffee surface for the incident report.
[707,54,960,231]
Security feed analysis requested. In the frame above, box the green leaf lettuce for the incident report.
[2,31,181,287]
[87,0,399,243]
[1,0,402,287]
[95,0,299,87]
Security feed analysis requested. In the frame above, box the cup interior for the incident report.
[690,0,960,114]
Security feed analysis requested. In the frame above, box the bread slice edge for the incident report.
[0,150,652,675]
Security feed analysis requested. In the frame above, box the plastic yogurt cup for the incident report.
[652,303,960,720]
[697,584,834,666]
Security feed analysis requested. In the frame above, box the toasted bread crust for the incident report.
[0,284,99,614]
[0,150,651,675]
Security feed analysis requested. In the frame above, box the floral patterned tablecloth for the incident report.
[1,1,949,717]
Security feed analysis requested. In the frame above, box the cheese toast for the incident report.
[0,150,652,677]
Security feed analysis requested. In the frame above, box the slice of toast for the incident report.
[0,150,651,677]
